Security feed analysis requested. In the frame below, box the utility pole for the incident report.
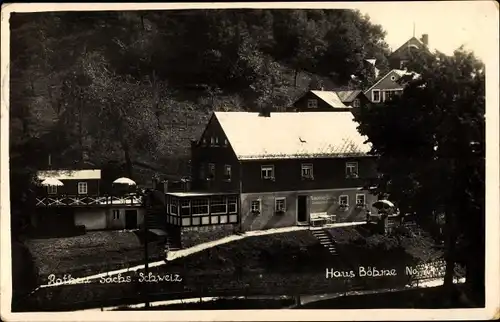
[143,186,151,309]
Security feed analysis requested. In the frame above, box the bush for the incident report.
[11,240,40,311]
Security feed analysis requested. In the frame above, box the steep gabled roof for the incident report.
[364,69,409,93]
[214,111,371,160]
[37,169,102,180]
[390,36,433,58]
[310,90,348,108]
[335,90,363,103]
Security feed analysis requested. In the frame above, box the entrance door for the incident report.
[125,209,138,229]
[297,195,308,223]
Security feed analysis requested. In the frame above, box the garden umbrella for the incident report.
[372,200,395,209]
[113,177,136,186]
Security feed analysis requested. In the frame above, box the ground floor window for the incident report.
[170,199,178,215]
[275,197,286,213]
[210,196,227,214]
[228,196,238,213]
[47,185,57,194]
[113,210,120,220]
[356,194,366,205]
[191,198,209,215]
[78,182,88,194]
[339,195,349,206]
[180,200,190,216]
[251,200,261,214]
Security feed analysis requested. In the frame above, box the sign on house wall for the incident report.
[310,194,338,214]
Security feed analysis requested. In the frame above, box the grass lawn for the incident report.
[25,230,164,282]
[28,226,445,311]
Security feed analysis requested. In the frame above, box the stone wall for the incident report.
[180,224,238,249]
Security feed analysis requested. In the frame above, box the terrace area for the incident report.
[35,194,143,207]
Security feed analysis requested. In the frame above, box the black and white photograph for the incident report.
[1,2,498,321]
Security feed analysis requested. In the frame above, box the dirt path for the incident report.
[79,277,466,311]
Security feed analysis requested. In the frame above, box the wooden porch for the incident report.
[165,192,239,228]
[35,194,143,207]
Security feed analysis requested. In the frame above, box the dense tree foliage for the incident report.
[10,9,389,181]
[354,47,485,304]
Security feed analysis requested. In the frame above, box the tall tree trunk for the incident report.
[78,93,84,162]
[443,210,456,289]
[464,212,485,306]
[121,140,133,179]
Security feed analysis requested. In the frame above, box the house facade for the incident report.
[188,111,379,232]
[364,69,418,104]
[33,169,145,232]
[388,34,430,70]
[363,33,430,104]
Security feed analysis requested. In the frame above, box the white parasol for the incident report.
[113,177,137,186]
[40,178,64,186]
[372,200,395,209]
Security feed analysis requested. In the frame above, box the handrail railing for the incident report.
[35,194,143,207]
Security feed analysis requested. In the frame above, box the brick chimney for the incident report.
[259,106,271,117]
[421,34,429,47]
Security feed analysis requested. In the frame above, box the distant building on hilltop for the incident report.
[388,33,432,70]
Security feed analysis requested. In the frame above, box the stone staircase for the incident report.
[311,229,338,256]
[312,227,368,291]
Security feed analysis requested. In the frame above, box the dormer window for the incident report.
[307,99,318,109]
[352,98,360,108]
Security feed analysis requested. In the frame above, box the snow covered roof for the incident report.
[214,111,371,160]
[37,169,102,180]
[310,90,348,108]
[365,69,421,93]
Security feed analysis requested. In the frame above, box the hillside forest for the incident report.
[9,9,487,306]
[10,9,390,186]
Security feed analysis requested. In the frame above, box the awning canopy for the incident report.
[40,178,64,186]
[372,200,395,209]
